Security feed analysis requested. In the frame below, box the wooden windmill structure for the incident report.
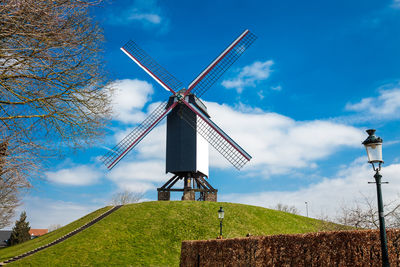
[102,29,256,201]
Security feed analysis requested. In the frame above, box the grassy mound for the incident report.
[0,206,111,263]
[2,201,347,266]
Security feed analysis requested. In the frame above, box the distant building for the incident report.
[0,230,12,247]
[29,229,48,239]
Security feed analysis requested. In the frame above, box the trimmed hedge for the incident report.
[180,229,400,266]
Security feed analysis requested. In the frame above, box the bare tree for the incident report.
[0,0,113,227]
[48,224,62,232]
[0,140,32,229]
[111,190,144,205]
[0,0,113,151]
[336,194,400,229]
[274,203,299,215]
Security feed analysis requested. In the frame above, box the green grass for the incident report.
[0,206,111,262]
[2,201,348,266]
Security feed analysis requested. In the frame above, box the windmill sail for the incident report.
[179,100,251,170]
[104,29,256,173]
[185,29,257,98]
[101,101,178,169]
[121,41,183,95]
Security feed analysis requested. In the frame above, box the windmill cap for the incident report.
[362,129,383,145]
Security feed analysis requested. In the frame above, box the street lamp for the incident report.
[305,202,309,217]
[218,206,224,238]
[362,129,390,267]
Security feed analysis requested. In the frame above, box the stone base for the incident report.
[204,192,217,202]
[182,190,195,201]
[158,191,170,201]
[157,174,218,202]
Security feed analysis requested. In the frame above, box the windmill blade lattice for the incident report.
[103,29,256,175]
[121,40,183,94]
[178,102,251,170]
[101,101,176,169]
[186,30,257,98]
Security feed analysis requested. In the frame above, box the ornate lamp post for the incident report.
[218,206,224,238]
[362,129,390,267]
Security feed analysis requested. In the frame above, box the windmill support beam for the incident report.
[157,173,217,202]
[160,188,217,192]
[159,175,178,190]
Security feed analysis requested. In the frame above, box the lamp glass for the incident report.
[218,207,224,220]
[364,142,383,163]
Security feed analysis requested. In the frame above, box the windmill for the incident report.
[102,29,256,201]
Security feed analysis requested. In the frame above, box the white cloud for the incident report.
[257,85,281,100]
[129,13,161,24]
[0,54,28,75]
[108,160,166,182]
[13,196,101,229]
[108,99,363,180]
[392,0,400,9]
[112,79,153,110]
[111,79,154,124]
[222,60,274,93]
[106,159,169,193]
[111,107,166,159]
[270,85,282,91]
[206,102,363,176]
[107,0,169,32]
[221,160,400,219]
[134,123,166,159]
[345,85,400,119]
[105,88,364,189]
[45,165,101,186]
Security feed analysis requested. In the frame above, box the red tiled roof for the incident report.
[29,229,48,236]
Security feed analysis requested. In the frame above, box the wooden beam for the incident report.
[159,175,178,189]
[166,176,182,189]
[198,176,215,190]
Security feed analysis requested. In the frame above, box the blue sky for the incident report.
[16,0,400,228]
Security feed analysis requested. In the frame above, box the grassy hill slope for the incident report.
[0,206,111,262]
[2,201,347,266]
